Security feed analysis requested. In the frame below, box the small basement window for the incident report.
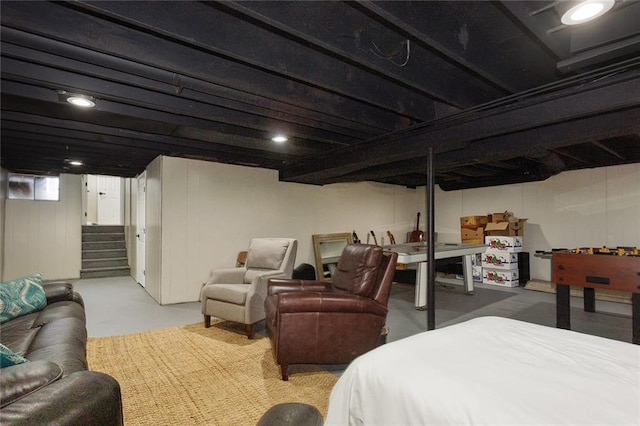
[8,173,60,201]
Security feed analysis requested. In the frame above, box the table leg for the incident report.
[414,262,427,310]
[461,254,475,295]
[583,287,596,312]
[633,293,640,345]
[556,284,571,330]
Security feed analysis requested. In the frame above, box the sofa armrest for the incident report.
[267,279,332,296]
[1,361,63,408]
[275,292,388,316]
[42,281,74,304]
[1,369,123,426]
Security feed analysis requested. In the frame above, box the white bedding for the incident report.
[325,316,640,425]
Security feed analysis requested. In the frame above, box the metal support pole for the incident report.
[426,146,436,330]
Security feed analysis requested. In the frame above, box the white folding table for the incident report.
[385,242,487,309]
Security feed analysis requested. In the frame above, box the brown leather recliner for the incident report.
[264,244,398,380]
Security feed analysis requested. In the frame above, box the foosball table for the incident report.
[552,246,640,344]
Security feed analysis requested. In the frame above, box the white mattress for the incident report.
[325,316,640,425]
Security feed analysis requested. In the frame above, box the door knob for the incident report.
[99,192,106,195]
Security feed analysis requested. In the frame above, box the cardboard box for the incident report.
[472,265,483,282]
[485,219,528,236]
[489,212,506,223]
[482,268,519,287]
[461,227,484,241]
[462,239,484,244]
[460,215,488,227]
[485,236,523,252]
[482,249,518,269]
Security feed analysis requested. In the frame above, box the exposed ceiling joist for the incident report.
[2,1,639,189]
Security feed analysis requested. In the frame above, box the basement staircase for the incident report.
[81,225,131,279]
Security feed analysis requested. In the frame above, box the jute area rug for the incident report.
[87,322,337,425]
[524,280,631,304]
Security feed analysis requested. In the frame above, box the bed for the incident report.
[325,316,640,425]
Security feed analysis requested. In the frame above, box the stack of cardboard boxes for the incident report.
[460,215,488,244]
[460,212,528,287]
[482,213,527,287]
[459,215,488,282]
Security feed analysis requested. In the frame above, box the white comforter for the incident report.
[325,316,640,425]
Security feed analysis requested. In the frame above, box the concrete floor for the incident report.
[75,276,633,344]
[75,277,202,337]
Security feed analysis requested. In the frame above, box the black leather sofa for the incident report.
[0,281,123,425]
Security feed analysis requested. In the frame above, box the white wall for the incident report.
[126,177,138,282]
[145,157,163,303]
[434,163,640,281]
[151,156,419,304]
[2,160,637,298]
[3,174,82,281]
[84,174,98,224]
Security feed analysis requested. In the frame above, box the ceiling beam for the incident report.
[1,2,414,131]
[299,106,640,186]
[219,0,505,107]
[66,0,437,121]
[280,65,640,183]
[1,57,363,148]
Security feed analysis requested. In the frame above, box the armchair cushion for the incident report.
[332,245,383,297]
[246,239,290,270]
[202,284,250,305]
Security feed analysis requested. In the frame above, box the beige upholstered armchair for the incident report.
[200,238,297,338]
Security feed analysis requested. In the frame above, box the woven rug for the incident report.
[524,280,631,304]
[87,322,337,425]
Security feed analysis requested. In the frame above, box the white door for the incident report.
[136,172,146,287]
[97,176,122,225]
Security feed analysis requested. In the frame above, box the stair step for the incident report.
[80,226,129,279]
[82,257,129,269]
[82,233,125,242]
[83,241,126,250]
[82,225,124,234]
[82,249,127,259]
[80,266,131,279]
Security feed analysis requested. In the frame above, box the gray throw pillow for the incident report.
[246,239,289,270]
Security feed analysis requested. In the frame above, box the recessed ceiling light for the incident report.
[65,159,83,166]
[561,0,615,25]
[272,135,288,143]
[57,90,96,108]
[67,96,95,108]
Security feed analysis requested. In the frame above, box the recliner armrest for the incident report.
[274,291,388,316]
[1,369,123,426]
[1,361,63,408]
[42,281,75,304]
[267,279,332,296]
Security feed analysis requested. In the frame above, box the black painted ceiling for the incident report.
[1,1,639,190]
